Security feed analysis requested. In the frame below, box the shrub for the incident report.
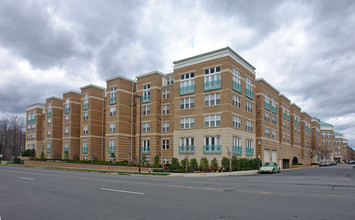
[221,157,230,171]
[154,155,160,166]
[142,155,147,165]
[292,157,299,165]
[231,156,239,171]
[190,158,198,170]
[181,158,189,169]
[200,157,209,171]
[40,151,45,160]
[171,158,180,169]
[210,158,218,171]
[21,149,35,157]
[239,158,249,170]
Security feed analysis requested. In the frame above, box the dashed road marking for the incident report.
[18,177,34,181]
[101,188,144,195]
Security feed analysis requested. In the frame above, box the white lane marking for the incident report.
[100,188,144,195]
[18,177,34,181]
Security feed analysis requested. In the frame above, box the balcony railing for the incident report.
[204,80,221,91]
[232,81,242,94]
[179,85,195,96]
[47,112,51,118]
[82,146,88,154]
[142,95,150,103]
[64,108,69,114]
[287,115,290,121]
[298,121,300,126]
[142,146,150,154]
[203,145,222,154]
[109,97,116,105]
[295,120,298,125]
[108,146,115,154]
[83,103,89,110]
[272,106,277,114]
[283,113,286,119]
[264,102,270,111]
[179,145,195,155]
[246,88,254,100]
[27,119,35,124]
[46,147,51,153]
[246,148,254,156]
[233,145,242,155]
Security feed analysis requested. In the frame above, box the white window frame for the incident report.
[64,128,69,137]
[143,122,150,132]
[272,130,277,139]
[83,112,88,120]
[204,93,221,106]
[143,84,150,97]
[162,122,170,132]
[83,126,88,135]
[109,123,116,133]
[110,106,116,116]
[265,128,270,138]
[204,66,221,84]
[204,114,221,127]
[246,120,253,132]
[233,115,241,128]
[162,139,169,150]
[162,104,170,115]
[162,89,170,99]
[143,105,150,115]
[180,72,194,89]
[232,68,241,84]
[180,97,194,109]
[265,112,270,122]
[246,100,253,113]
[65,115,69,123]
[233,94,241,108]
[180,117,194,129]
[246,77,253,92]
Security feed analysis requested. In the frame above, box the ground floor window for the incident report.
[162,157,170,164]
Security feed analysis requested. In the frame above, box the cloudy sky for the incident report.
[0,0,354,148]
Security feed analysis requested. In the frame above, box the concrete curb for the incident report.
[168,170,258,177]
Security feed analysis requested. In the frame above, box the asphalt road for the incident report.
[0,165,354,220]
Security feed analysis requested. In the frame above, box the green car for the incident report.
[259,162,280,173]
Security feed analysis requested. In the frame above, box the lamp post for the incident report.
[258,141,261,170]
[135,94,142,174]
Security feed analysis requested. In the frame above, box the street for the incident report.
[0,165,354,219]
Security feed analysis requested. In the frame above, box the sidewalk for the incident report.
[169,170,258,177]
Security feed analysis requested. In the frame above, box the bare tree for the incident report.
[0,115,25,160]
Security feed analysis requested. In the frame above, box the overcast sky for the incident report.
[0,0,354,148]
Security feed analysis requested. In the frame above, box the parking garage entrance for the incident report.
[283,159,290,169]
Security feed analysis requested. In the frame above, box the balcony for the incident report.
[64,147,69,153]
[298,121,300,126]
[108,146,115,154]
[232,81,242,94]
[246,88,254,100]
[295,120,297,125]
[179,85,195,96]
[83,103,89,110]
[264,102,270,111]
[142,95,150,103]
[46,147,51,153]
[232,145,242,156]
[287,115,290,121]
[283,113,286,119]
[203,145,222,155]
[47,112,51,118]
[142,146,150,154]
[179,145,195,155]
[246,148,254,156]
[272,106,277,114]
[27,119,35,124]
[109,97,116,105]
[64,108,69,114]
[204,80,221,91]
[82,146,88,154]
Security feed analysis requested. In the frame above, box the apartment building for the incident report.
[320,121,334,161]
[278,95,293,168]
[105,76,136,162]
[333,132,344,163]
[80,85,106,160]
[311,117,321,163]
[255,79,280,165]
[25,103,44,158]
[44,97,63,159]
[172,47,256,163]
[300,112,312,164]
[62,91,81,160]
[290,104,302,159]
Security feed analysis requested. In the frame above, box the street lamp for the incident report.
[258,141,261,170]
[135,94,142,174]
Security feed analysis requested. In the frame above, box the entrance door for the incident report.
[272,150,277,162]
[264,149,270,163]
[283,159,290,169]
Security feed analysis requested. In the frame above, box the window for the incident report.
[283,121,286,128]
[162,139,169,150]
[246,120,253,132]
[232,68,242,93]
[162,89,170,99]
[233,115,241,128]
[272,130,277,139]
[246,101,253,113]
[83,126,88,135]
[179,137,195,154]
[162,122,169,132]
[47,119,51,126]
[27,135,30,140]
[204,66,221,91]
[272,115,276,124]
[47,130,51,138]
[204,93,221,106]
[82,140,88,154]
[83,112,88,120]
[162,157,170,164]
[65,116,69,124]
[142,140,150,154]
[265,128,270,138]
[65,99,69,113]
[245,77,253,99]
[272,97,277,114]
[108,139,115,154]
[180,117,194,129]
[48,104,52,116]
[204,114,221,127]
[265,112,270,122]
[47,143,51,153]
[246,140,253,156]
[110,106,116,116]
[283,135,286,142]
[167,76,174,85]
[32,124,35,130]
[143,105,150,115]
[109,86,116,104]
[109,123,116,133]
[27,125,31,131]
[232,94,241,108]
[64,128,69,137]
[83,155,88,160]
[64,142,69,153]
[143,122,150,132]
[204,136,221,154]
[83,94,89,109]
[180,72,195,95]
[264,92,270,110]
[162,104,170,115]
[180,97,194,109]
[233,137,241,146]
[31,134,35,140]
[287,136,290,143]
[143,84,150,97]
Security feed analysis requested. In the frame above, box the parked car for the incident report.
[333,161,337,166]
[319,161,327,166]
[259,162,280,173]
[348,160,355,164]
